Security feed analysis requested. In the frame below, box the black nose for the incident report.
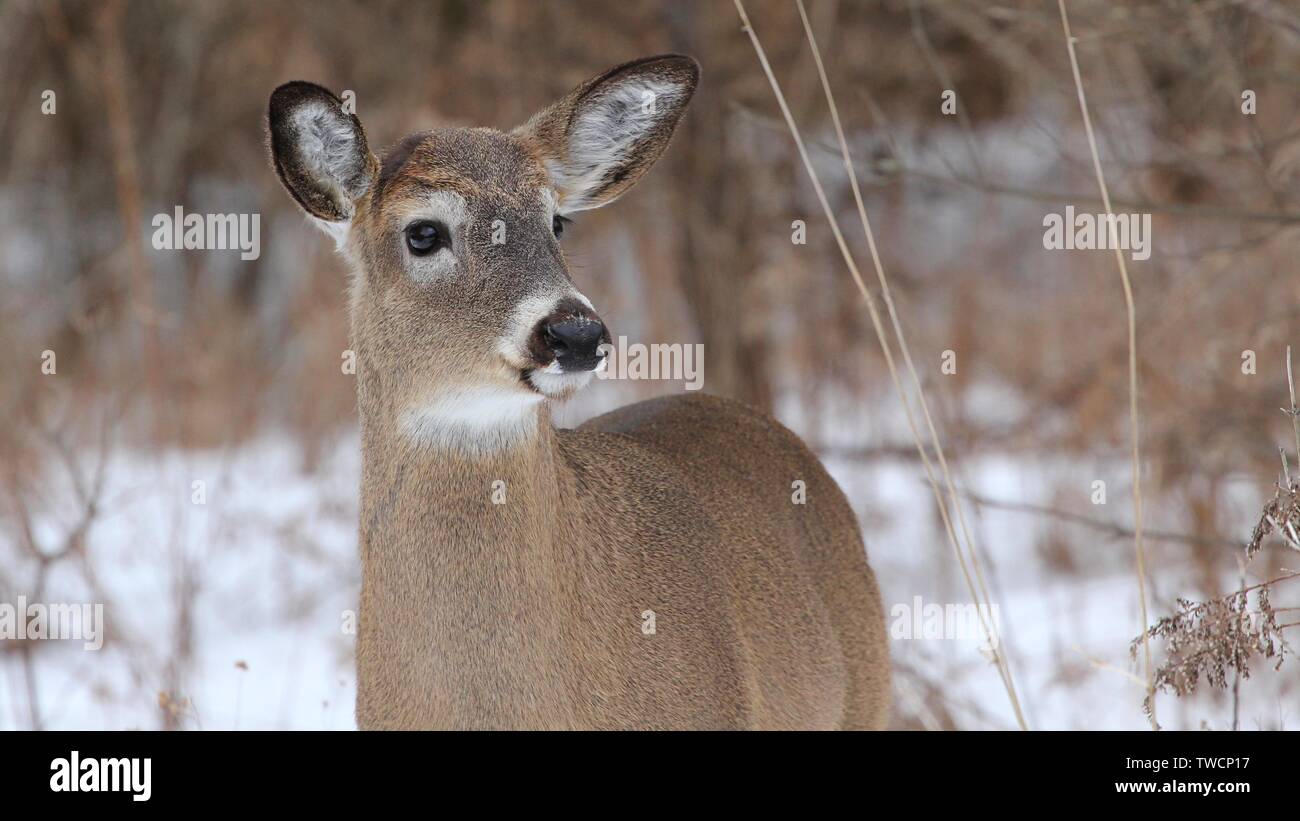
[541,315,608,371]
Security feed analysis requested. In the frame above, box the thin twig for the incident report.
[907,0,984,181]
[957,488,1242,550]
[789,0,1027,729]
[1058,0,1156,731]
[1231,555,1246,731]
[1071,644,1147,688]
[1286,346,1300,468]
[733,102,1300,225]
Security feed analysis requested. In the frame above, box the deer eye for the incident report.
[553,214,570,238]
[405,220,449,256]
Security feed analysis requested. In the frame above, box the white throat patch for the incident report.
[399,386,544,456]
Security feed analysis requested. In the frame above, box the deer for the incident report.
[267,54,889,729]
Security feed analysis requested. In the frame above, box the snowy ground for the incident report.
[2,389,1292,730]
[2,437,361,730]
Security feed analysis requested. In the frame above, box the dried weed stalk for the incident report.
[1131,579,1294,720]
[1134,346,1300,725]
[1248,471,1300,559]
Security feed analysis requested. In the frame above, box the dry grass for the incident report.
[1137,346,1300,727]
[6,0,1300,729]
[735,0,1027,729]
[1057,0,1155,730]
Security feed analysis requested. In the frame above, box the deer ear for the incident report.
[515,54,699,212]
[268,81,377,224]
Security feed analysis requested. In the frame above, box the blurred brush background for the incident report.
[3,0,1300,730]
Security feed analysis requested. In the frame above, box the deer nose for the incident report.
[536,307,610,372]
[542,317,608,370]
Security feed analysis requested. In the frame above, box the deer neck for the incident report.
[355,387,583,727]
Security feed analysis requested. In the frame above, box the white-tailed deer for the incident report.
[268,55,889,729]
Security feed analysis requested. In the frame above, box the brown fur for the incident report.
[268,55,890,730]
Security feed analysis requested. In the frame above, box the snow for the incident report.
[2,395,1291,730]
[2,437,360,730]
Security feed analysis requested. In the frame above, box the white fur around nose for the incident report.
[399,386,543,456]
[552,78,684,211]
[495,289,598,365]
[526,363,599,395]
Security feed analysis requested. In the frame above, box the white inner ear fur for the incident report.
[291,101,369,219]
[550,78,683,211]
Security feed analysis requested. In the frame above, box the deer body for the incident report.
[269,55,889,729]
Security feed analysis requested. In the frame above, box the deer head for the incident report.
[267,55,699,455]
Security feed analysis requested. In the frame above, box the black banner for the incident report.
[2,730,1283,807]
